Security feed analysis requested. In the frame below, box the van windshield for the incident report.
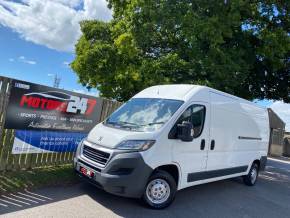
[104,98,183,132]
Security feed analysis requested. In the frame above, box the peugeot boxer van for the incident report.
[74,85,269,209]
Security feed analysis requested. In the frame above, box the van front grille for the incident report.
[82,145,110,166]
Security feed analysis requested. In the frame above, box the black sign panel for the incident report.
[4,79,103,133]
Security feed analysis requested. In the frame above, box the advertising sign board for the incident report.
[12,130,86,154]
[1,78,104,154]
[4,79,103,133]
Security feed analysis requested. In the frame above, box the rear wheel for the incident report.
[243,163,259,186]
[142,170,177,209]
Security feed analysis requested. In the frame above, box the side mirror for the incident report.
[177,121,194,142]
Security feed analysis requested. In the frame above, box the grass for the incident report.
[0,165,79,194]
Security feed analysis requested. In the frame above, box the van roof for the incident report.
[132,84,265,110]
[132,84,203,101]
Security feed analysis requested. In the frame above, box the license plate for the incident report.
[80,166,94,178]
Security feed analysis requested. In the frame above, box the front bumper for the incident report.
[74,151,152,198]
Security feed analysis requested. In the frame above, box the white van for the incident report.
[74,85,269,209]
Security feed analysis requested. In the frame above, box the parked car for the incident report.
[74,85,269,209]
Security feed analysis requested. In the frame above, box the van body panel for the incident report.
[87,123,158,149]
[132,84,202,101]
[206,91,269,173]
[74,84,270,198]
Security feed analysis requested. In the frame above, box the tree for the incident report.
[71,0,289,102]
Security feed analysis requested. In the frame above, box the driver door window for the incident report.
[174,104,206,138]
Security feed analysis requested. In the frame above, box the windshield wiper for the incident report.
[105,121,138,129]
[105,121,118,126]
[106,121,164,129]
[140,121,165,126]
[118,121,138,126]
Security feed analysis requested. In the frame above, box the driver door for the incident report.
[170,102,210,187]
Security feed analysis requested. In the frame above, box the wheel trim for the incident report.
[250,167,258,184]
[146,179,170,204]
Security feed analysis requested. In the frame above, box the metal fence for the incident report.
[0,77,122,171]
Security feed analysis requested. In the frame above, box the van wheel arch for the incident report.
[152,164,180,187]
[252,159,260,170]
[247,159,260,173]
[244,161,260,186]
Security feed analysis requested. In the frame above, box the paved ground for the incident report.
[1,158,290,218]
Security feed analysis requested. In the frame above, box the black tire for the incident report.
[142,170,177,209]
[243,163,259,186]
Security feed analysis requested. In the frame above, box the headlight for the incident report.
[75,138,85,156]
[116,140,155,151]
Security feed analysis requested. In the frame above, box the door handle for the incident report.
[210,140,215,150]
[200,139,205,150]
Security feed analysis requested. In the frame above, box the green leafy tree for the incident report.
[71,0,289,102]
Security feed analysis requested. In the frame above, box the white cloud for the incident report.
[73,89,99,97]
[51,0,82,8]
[9,58,14,62]
[18,56,36,65]
[63,61,70,67]
[270,101,290,132]
[0,0,112,52]
[25,60,36,65]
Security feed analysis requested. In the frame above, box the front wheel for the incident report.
[243,163,259,186]
[142,170,177,209]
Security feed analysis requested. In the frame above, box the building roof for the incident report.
[268,108,285,130]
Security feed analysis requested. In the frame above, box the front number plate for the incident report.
[80,166,94,178]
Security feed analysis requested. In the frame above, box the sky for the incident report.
[0,0,289,131]
[0,0,111,95]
